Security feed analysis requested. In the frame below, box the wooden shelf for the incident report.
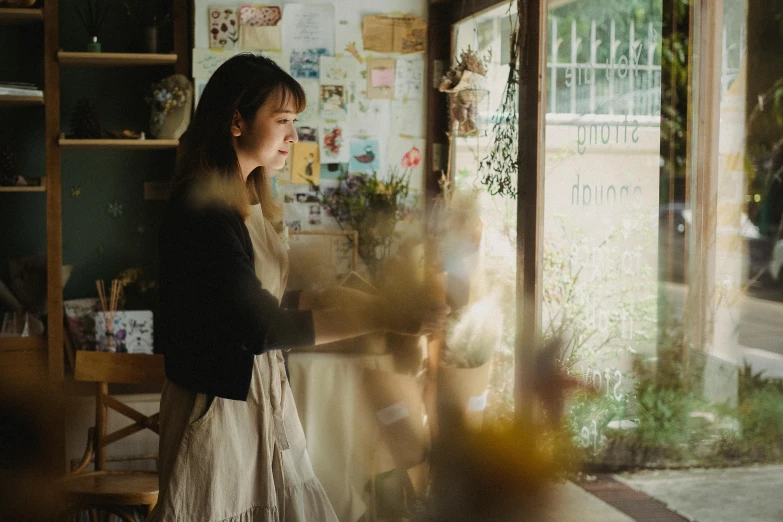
[0,7,43,24]
[58,51,177,67]
[0,94,44,106]
[0,184,45,192]
[0,335,46,352]
[59,138,179,149]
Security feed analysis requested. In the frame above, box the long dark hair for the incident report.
[174,53,306,220]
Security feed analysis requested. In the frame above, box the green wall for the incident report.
[1,2,180,306]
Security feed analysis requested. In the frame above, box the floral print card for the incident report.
[320,124,349,163]
[208,6,238,49]
[95,311,154,354]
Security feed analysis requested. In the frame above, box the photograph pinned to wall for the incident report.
[320,162,348,180]
[291,141,321,185]
[297,126,317,142]
[192,48,236,79]
[367,58,396,100]
[390,99,424,139]
[238,4,282,51]
[319,123,348,163]
[208,6,238,49]
[193,78,208,111]
[320,55,361,84]
[395,55,424,102]
[349,139,380,173]
[296,79,320,125]
[282,3,335,55]
[320,85,348,120]
[387,137,425,194]
[290,48,330,79]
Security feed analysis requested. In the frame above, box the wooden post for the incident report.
[516,0,547,424]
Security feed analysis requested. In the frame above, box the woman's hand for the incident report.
[380,300,450,336]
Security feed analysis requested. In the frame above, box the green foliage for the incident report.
[321,169,413,279]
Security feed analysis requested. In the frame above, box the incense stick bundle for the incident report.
[96,279,122,351]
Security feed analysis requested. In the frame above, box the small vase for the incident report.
[87,35,101,53]
[144,25,158,54]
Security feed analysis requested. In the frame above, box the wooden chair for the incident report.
[59,351,165,522]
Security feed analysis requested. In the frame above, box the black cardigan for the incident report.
[157,186,314,400]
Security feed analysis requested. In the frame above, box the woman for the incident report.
[149,54,446,521]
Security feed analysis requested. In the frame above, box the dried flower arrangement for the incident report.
[479,1,521,198]
[145,76,189,133]
[319,168,413,281]
[439,46,492,137]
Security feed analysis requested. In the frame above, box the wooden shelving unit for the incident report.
[0,94,44,105]
[58,52,178,67]
[0,335,47,352]
[0,7,43,24]
[59,138,179,149]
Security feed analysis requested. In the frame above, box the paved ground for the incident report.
[535,481,634,521]
[615,465,783,522]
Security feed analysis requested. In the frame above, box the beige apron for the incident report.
[149,204,338,522]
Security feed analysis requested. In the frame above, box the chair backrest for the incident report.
[73,351,165,471]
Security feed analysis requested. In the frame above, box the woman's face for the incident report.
[232,89,299,177]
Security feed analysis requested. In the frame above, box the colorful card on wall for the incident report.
[291,142,321,185]
[208,6,239,49]
[367,58,396,99]
[320,84,348,120]
[320,56,361,84]
[238,5,282,26]
[290,48,330,79]
[320,124,348,163]
[395,55,424,101]
[349,139,380,173]
[237,5,282,51]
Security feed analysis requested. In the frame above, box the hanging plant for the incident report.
[479,1,520,198]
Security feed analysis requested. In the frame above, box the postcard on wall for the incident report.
[349,98,391,139]
[349,139,381,173]
[237,4,282,51]
[290,48,330,80]
[362,14,427,54]
[282,3,335,54]
[320,56,362,85]
[390,99,424,139]
[208,5,238,49]
[320,84,348,120]
[387,137,425,193]
[319,123,348,164]
[291,142,321,185]
[395,55,424,101]
[367,59,396,100]
[193,48,236,79]
[296,79,320,125]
